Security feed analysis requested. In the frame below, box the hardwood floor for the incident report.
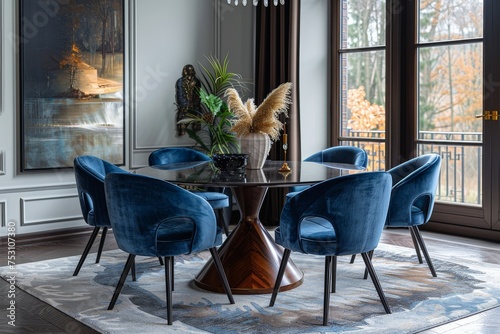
[1,227,499,333]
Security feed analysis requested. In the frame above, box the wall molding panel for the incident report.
[0,201,5,227]
[20,194,82,227]
[0,183,76,195]
[0,151,5,175]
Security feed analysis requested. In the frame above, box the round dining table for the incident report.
[135,160,363,294]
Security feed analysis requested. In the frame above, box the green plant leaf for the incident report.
[200,89,223,115]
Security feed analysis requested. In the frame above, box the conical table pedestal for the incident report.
[195,185,304,294]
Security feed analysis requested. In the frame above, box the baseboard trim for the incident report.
[423,221,500,242]
[1,226,93,246]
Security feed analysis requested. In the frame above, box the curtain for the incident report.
[255,0,301,226]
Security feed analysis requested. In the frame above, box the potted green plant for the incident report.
[178,55,247,156]
[178,88,238,156]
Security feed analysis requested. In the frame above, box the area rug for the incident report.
[1,242,500,334]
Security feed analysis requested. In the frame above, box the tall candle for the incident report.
[283,123,287,145]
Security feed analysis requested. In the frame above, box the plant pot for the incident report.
[239,132,271,169]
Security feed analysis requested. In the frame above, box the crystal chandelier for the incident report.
[226,0,286,6]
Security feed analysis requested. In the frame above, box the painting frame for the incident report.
[19,0,125,171]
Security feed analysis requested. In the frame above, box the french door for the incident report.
[484,0,500,236]
[333,0,500,240]
[415,0,500,240]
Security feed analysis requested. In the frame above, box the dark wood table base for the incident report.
[194,186,304,294]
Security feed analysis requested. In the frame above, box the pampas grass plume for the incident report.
[226,82,292,141]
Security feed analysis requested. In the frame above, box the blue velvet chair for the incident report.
[104,173,234,325]
[73,155,128,276]
[351,154,442,277]
[149,147,231,236]
[288,146,368,196]
[269,172,392,325]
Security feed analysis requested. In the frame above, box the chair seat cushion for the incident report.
[275,217,340,255]
[156,218,222,255]
[192,191,229,210]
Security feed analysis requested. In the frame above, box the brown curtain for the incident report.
[255,0,301,226]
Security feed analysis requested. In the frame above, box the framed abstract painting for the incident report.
[19,0,125,171]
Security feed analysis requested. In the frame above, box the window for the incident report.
[335,0,387,171]
[416,0,483,205]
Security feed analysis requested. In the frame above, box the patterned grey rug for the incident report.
[1,242,500,334]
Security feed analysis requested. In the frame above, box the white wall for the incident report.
[0,0,327,236]
[218,3,256,99]
[299,0,329,158]
[130,0,218,167]
[130,0,255,167]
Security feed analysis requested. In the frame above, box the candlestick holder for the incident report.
[278,142,292,173]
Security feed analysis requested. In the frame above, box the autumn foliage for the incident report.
[347,86,385,133]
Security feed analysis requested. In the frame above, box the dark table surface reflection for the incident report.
[136,160,363,188]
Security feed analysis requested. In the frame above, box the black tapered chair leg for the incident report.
[331,256,337,293]
[361,252,391,314]
[164,256,173,325]
[409,227,423,263]
[269,248,291,307]
[411,226,437,277]
[217,209,231,236]
[158,257,164,266]
[363,250,374,280]
[73,227,100,276]
[349,254,356,264]
[95,227,108,264]
[108,254,136,310]
[131,259,136,281]
[323,255,332,326]
[171,257,174,291]
[209,248,234,304]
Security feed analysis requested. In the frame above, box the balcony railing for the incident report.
[342,130,482,205]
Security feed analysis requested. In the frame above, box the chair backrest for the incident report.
[386,154,442,227]
[280,172,392,256]
[148,147,211,166]
[74,155,127,227]
[104,173,220,257]
[304,146,368,168]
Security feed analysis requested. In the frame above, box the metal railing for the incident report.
[342,130,482,205]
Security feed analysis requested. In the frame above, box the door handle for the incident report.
[475,111,498,121]
[492,111,499,121]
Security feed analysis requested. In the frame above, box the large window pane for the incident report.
[343,0,386,48]
[419,0,483,43]
[418,42,483,205]
[340,51,386,138]
[338,0,386,173]
[418,43,482,135]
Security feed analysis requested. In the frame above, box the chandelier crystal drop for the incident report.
[226,0,285,6]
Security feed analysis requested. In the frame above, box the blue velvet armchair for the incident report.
[351,154,442,277]
[104,172,234,325]
[149,147,231,235]
[385,154,441,276]
[73,155,128,276]
[303,145,368,166]
[270,172,392,325]
[288,146,368,195]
